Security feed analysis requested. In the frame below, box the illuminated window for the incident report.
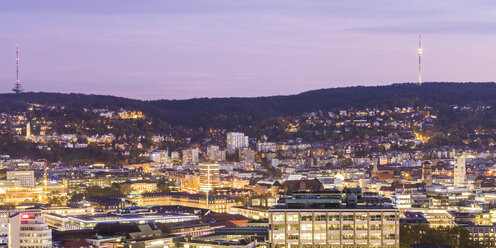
[315,214,327,221]
[288,224,299,231]
[301,214,313,222]
[342,215,354,221]
[343,224,354,230]
[287,214,299,222]
[315,233,326,240]
[315,224,326,231]
[356,215,367,221]
[301,224,312,231]
[273,214,284,222]
[342,234,354,240]
[301,233,312,240]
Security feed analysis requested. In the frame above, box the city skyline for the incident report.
[1,1,496,99]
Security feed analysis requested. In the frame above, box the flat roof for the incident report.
[55,212,198,224]
[270,205,397,211]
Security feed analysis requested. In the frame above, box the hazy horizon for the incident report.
[4,81,496,101]
[1,1,496,100]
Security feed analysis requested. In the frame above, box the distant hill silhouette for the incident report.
[1,82,495,128]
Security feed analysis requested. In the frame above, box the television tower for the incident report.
[12,44,23,94]
[417,34,423,85]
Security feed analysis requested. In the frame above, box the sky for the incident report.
[0,1,495,100]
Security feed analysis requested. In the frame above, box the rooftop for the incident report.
[51,212,198,224]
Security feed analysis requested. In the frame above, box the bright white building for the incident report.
[226,132,249,154]
[150,150,170,165]
[7,171,35,188]
[454,155,466,187]
[199,163,220,193]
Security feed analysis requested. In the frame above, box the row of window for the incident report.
[272,214,397,222]
[21,233,51,237]
[273,245,396,248]
[273,223,395,231]
[273,233,397,240]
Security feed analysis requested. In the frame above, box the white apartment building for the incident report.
[454,155,466,187]
[7,171,35,188]
[226,132,249,154]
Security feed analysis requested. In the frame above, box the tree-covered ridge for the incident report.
[0,82,495,163]
[1,82,495,128]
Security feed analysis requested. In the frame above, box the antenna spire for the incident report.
[13,44,23,94]
[417,34,423,85]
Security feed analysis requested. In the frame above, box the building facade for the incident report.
[269,208,399,248]
[454,155,466,187]
[199,163,220,193]
[227,132,249,154]
[7,171,35,188]
[8,211,52,248]
[269,191,399,248]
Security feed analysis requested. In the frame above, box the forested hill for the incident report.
[1,82,495,128]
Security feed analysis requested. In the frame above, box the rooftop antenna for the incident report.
[12,44,23,94]
[417,34,423,85]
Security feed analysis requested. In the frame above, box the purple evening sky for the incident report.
[0,0,495,100]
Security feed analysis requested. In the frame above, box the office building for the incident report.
[131,192,236,213]
[8,210,52,248]
[199,163,220,193]
[467,224,496,248]
[7,171,35,188]
[45,210,198,231]
[269,191,399,248]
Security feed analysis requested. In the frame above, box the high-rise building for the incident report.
[206,145,220,161]
[226,132,248,154]
[199,163,220,193]
[8,210,52,248]
[7,171,35,188]
[182,148,199,165]
[269,191,399,248]
[422,161,432,187]
[239,147,255,168]
[454,155,466,187]
[150,149,170,165]
[25,122,31,139]
[206,145,226,162]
